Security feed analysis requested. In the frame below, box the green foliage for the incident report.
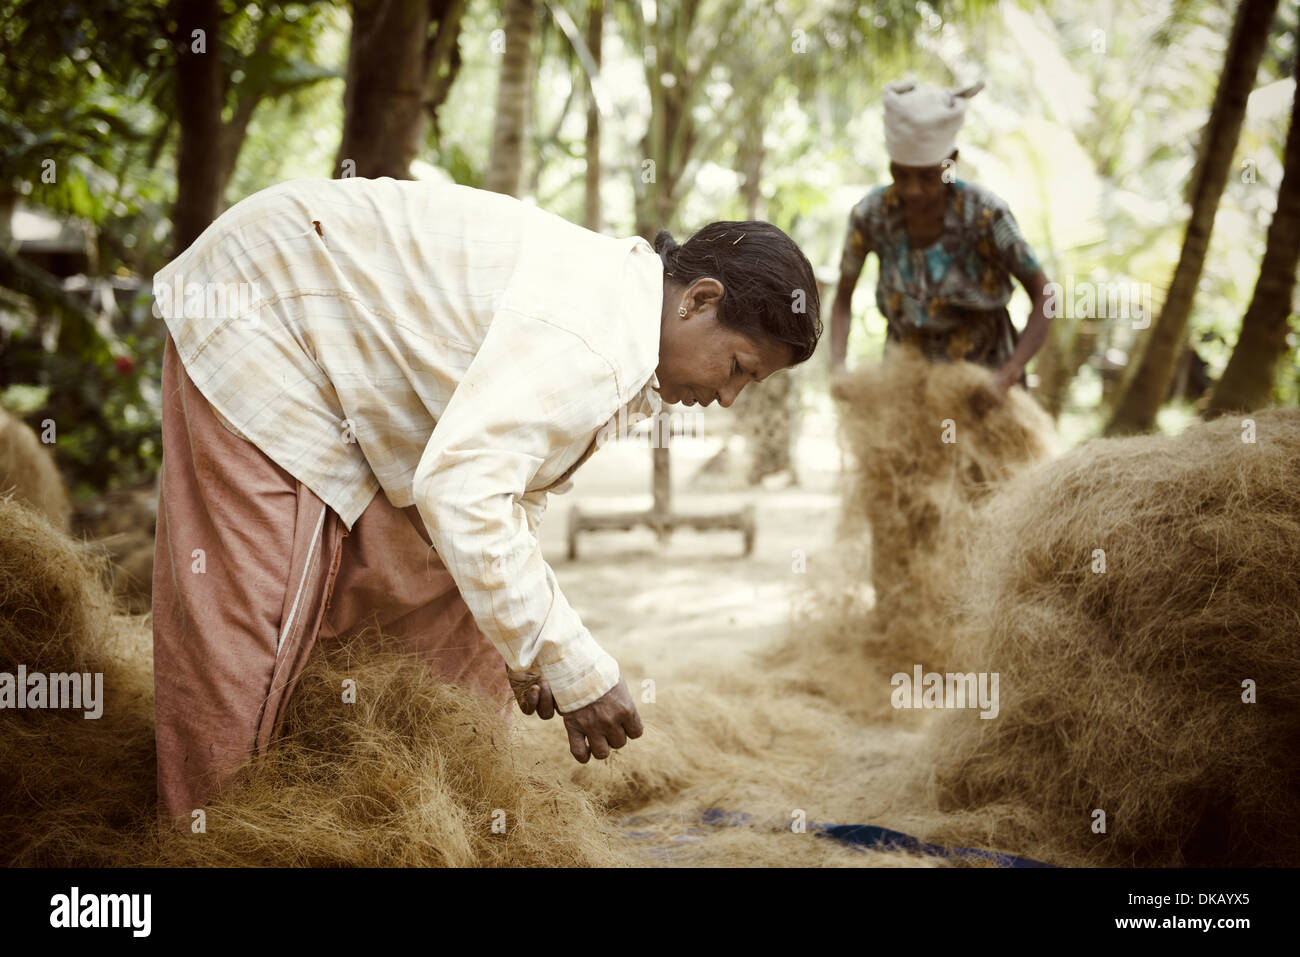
[1,292,162,497]
[1,0,1296,496]
[1,0,342,494]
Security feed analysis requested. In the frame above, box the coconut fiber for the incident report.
[0,495,155,865]
[0,406,71,531]
[778,347,1057,719]
[155,635,627,868]
[9,400,1293,867]
[0,494,627,866]
[920,408,1300,866]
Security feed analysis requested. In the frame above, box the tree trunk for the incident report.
[739,113,764,220]
[632,0,705,240]
[1206,46,1300,416]
[485,0,537,197]
[425,0,467,150]
[634,89,688,239]
[336,0,434,180]
[0,187,15,250]
[584,0,602,231]
[1105,0,1279,435]
[172,0,226,255]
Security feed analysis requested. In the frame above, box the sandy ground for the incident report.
[540,404,839,695]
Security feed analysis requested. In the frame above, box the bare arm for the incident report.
[993,268,1053,394]
[831,279,855,371]
[832,202,870,373]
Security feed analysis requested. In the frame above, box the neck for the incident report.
[655,279,684,388]
[903,197,945,241]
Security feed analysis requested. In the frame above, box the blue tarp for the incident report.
[696,808,1053,867]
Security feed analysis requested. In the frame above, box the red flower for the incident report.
[114,355,136,375]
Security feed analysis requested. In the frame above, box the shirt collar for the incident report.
[883,180,964,252]
[618,372,663,421]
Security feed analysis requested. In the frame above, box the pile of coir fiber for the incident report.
[777,347,1057,719]
[911,408,1300,866]
[156,635,625,867]
[2,495,624,866]
[1,495,625,866]
[0,496,156,865]
[2,403,154,612]
[0,407,71,530]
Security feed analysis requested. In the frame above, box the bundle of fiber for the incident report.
[924,408,1300,866]
[835,346,1056,644]
[0,496,156,866]
[781,347,1056,718]
[156,633,627,868]
[0,407,71,531]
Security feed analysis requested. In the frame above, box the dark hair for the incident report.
[654,222,822,365]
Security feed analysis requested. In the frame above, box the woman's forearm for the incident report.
[998,271,1053,383]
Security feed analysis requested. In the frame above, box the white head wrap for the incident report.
[882,80,984,167]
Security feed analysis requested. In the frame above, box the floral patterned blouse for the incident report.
[839,179,1043,370]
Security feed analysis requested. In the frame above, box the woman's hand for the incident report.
[562,677,643,763]
[970,366,1019,418]
[507,669,644,762]
[506,667,557,719]
[991,364,1020,398]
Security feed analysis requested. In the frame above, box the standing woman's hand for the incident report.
[970,365,1019,418]
[990,364,1021,400]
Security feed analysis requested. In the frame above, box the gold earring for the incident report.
[678,306,687,317]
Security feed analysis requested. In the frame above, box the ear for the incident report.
[685,277,724,314]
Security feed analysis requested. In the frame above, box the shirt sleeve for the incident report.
[984,199,1043,289]
[412,307,621,712]
[519,488,548,538]
[838,198,874,285]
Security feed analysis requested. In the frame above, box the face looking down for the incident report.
[653,277,794,409]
